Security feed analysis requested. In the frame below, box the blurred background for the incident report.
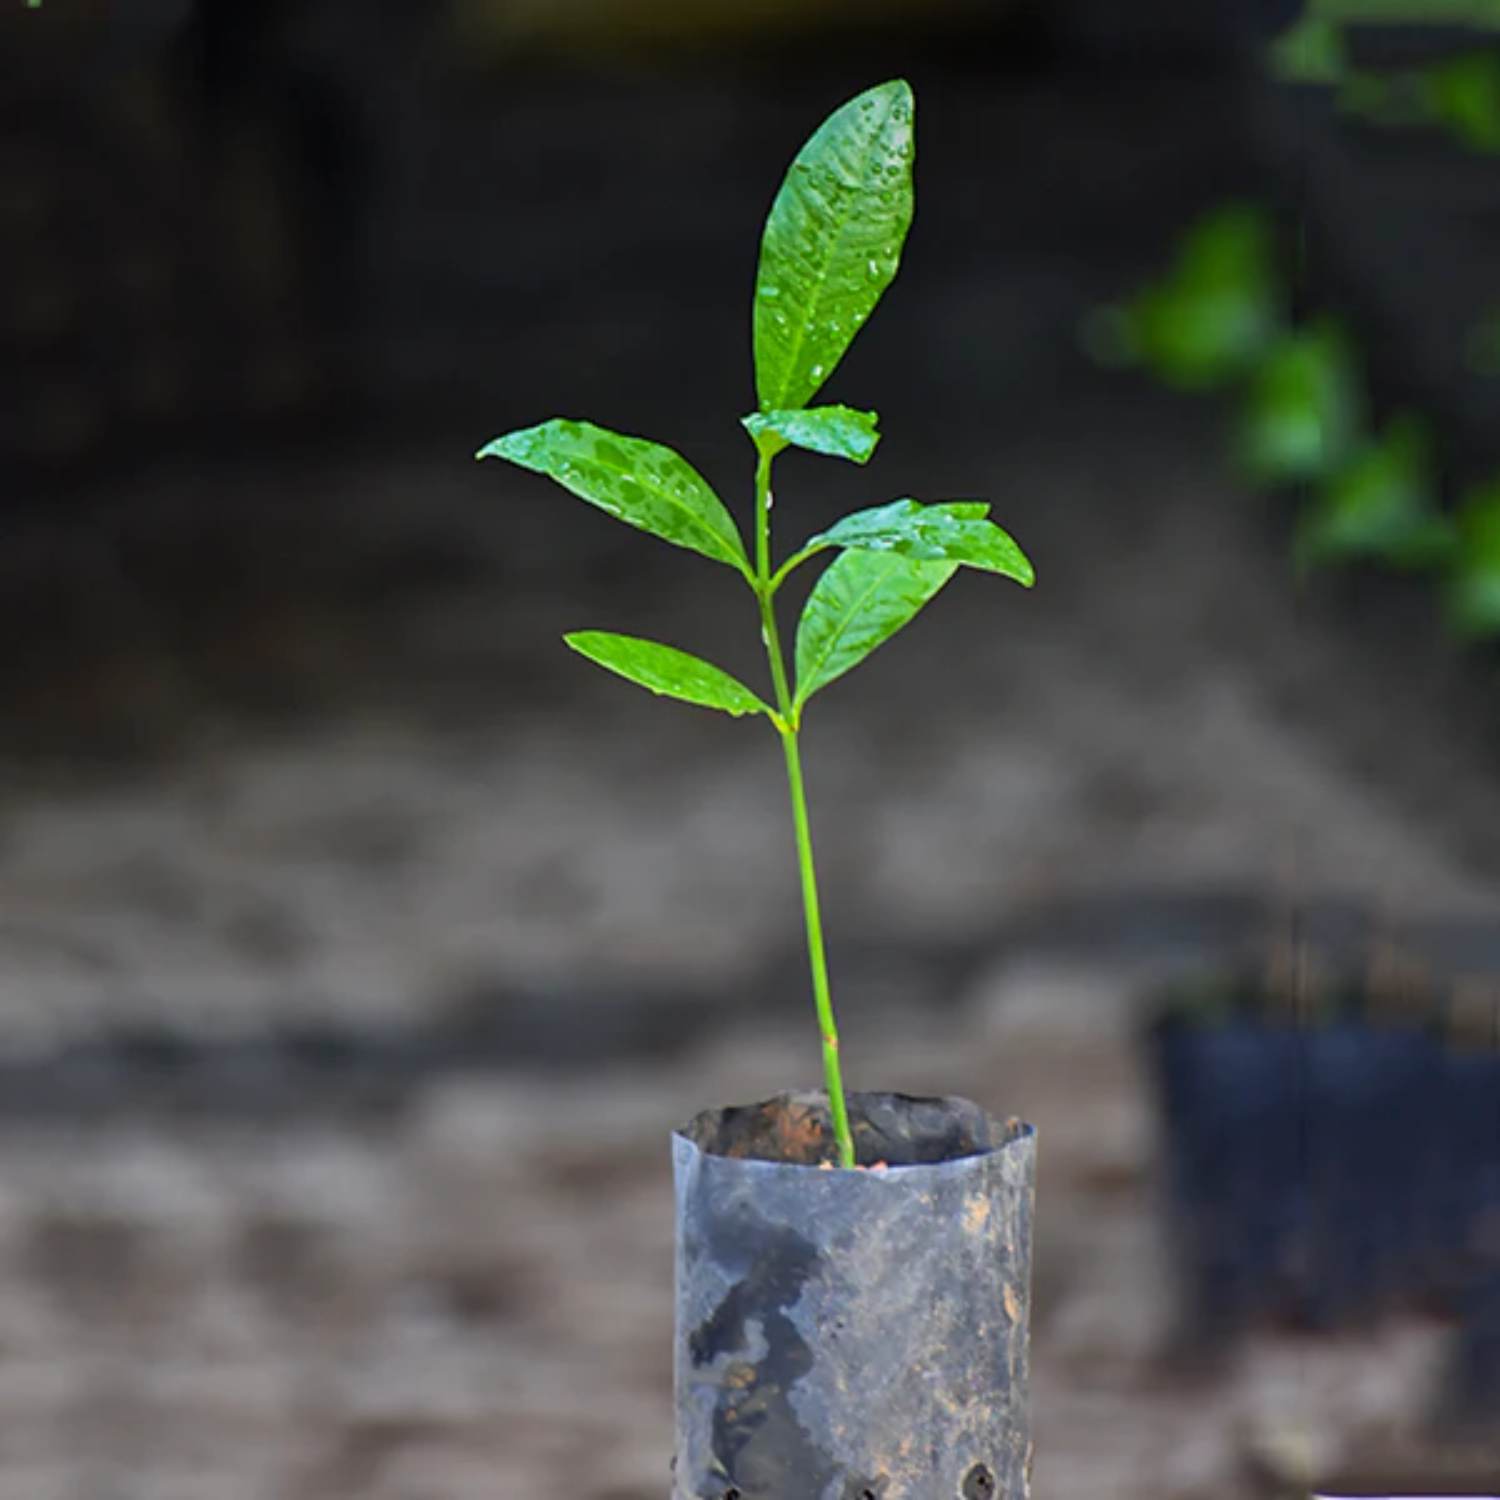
[5,0,1500,1495]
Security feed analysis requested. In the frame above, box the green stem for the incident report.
[777,719,855,1168]
[754,445,773,582]
[752,443,855,1170]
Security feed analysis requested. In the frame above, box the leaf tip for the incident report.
[877,77,915,109]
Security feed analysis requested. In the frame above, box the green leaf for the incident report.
[563,631,771,717]
[794,549,957,709]
[478,420,750,574]
[798,498,1034,584]
[1234,320,1363,486]
[773,500,987,588]
[1295,416,1453,572]
[742,405,881,464]
[753,79,915,412]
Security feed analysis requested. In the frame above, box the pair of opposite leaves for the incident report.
[478,80,1033,724]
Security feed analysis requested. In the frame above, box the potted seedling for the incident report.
[479,81,1039,1500]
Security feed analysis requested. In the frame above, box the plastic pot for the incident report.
[1147,995,1308,1338]
[1301,1003,1439,1328]
[1440,1041,1500,1282]
[1147,973,1463,1338]
[672,1091,1036,1500]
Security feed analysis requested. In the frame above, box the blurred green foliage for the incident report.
[1084,205,1282,391]
[1280,0,1500,45]
[1272,1,1500,154]
[1294,416,1456,574]
[1448,482,1500,637]
[1087,200,1500,643]
[1423,51,1500,148]
[1082,2,1500,647]
[1271,16,1350,85]
[1234,317,1363,486]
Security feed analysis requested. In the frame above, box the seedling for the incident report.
[478,80,1033,1169]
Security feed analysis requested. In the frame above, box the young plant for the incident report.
[477,79,1033,1169]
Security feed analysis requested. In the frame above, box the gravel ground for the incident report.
[2,57,1499,1498]
[0,973,1463,1500]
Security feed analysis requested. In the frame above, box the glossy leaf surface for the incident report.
[799,498,1033,583]
[794,550,956,709]
[564,631,770,716]
[753,79,914,412]
[742,405,881,464]
[479,420,749,573]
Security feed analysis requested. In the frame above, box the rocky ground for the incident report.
[2,51,1500,1500]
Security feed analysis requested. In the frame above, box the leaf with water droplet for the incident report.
[793,546,956,710]
[742,405,881,464]
[469,80,1040,1165]
[564,631,770,717]
[798,498,1033,583]
[753,79,915,412]
[478,419,750,575]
